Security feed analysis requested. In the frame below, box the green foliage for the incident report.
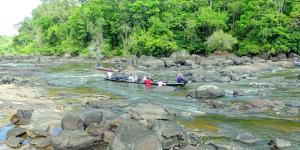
[205,30,238,53]
[5,0,299,57]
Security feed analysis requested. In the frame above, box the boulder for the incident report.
[240,99,285,111]
[236,132,259,144]
[276,53,287,61]
[30,137,51,148]
[6,127,26,137]
[61,114,83,130]
[86,123,110,136]
[5,127,27,148]
[6,137,24,148]
[108,120,162,150]
[103,131,114,143]
[26,129,48,138]
[51,130,102,150]
[10,109,33,125]
[171,50,190,65]
[150,120,187,149]
[233,89,245,97]
[191,85,225,99]
[268,138,291,149]
[0,75,14,84]
[288,53,299,60]
[83,111,103,127]
[129,103,173,121]
[202,100,224,108]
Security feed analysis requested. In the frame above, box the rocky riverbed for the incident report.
[0,53,300,150]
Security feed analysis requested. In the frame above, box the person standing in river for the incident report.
[145,77,152,89]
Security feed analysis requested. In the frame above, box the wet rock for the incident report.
[287,108,299,115]
[232,57,244,65]
[258,53,270,60]
[268,138,291,149]
[288,53,299,60]
[6,127,26,137]
[150,120,187,149]
[27,129,48,138]
[180,145,198,150]
[6,137,24,148]
[83,111,103,127]
[236,132,259,144]
[10,109,33,125]
[233,89,244,97]
[276,53,287,61]
[171,50,190,65]
[30,137,51,148]
[163,59,176,68]
[110,117,126,130]
[61,114,83,130]
[129,103,174,121]
[52,130,102,150]
[108,120,162,150]
[86,123,110,136]
[0,75,14,84]
[191,85,225,99]
[240,99,285,111]
[82,99,129,108]
[202,100,224,108]
[103,131,114,143]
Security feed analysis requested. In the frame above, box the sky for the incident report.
[0,0,41,36]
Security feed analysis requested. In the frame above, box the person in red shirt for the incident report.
[145,77,152,89]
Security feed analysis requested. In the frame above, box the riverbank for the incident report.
[0,53,300,149]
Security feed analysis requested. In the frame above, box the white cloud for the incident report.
[0,0,41,35]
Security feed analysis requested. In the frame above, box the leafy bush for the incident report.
[205,30,238,54]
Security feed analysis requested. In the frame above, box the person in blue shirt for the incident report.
[176,74,185,83]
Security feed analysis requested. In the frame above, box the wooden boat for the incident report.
[104,77,186,87]
[294,61,300,67]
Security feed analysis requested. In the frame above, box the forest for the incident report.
[10,0,300,57]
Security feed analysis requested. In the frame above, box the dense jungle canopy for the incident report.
[7,0,300,57]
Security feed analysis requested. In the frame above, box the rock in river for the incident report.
[61,114,84,130]
[108,120,162,150]
[10,109,33,125]
[268,138,291,149]
[150,120,187,149]
[52,130,102,150]
[190,85,225,99]
[236,132,259,144]
[129,103,174,121]
[83,110,103,127]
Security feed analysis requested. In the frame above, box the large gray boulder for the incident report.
[51,130,102,150]
[268,138,291,149]
[129,103,173,121]
[171,50,191,65]
[0,75,14,84]
[108,120,162,150]
[61,114,84,130]
[82,111,103,127]
[150,120,187,149]
[191,85,225,99]
[10,109,33,125]
[236,132,259,144]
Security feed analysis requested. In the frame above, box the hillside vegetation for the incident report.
[11,0,300,57]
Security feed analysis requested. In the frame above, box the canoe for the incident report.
[104,77,186,87]
[294,61,300,67]
[96,66,120,72]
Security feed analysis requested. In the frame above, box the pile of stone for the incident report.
[5,104,198,150]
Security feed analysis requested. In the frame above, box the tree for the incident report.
[205,30,238,53]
